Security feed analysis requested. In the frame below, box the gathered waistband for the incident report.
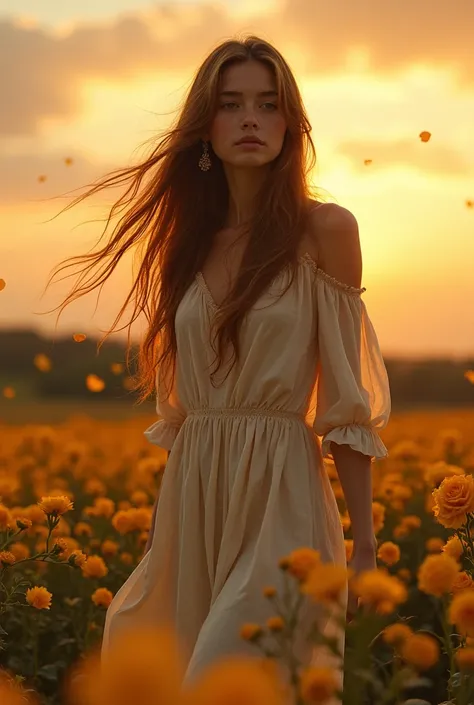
[186,407,307,422]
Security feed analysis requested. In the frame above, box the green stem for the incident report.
[438,595,455,702]
[32,616,39,679]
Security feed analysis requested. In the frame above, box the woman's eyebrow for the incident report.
[219,90,278,97]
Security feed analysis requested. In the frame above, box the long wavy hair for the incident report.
[38,34,328,406]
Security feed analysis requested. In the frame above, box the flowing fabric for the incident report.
[101,252,391,693]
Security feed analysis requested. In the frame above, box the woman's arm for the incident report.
[330,442,377,553]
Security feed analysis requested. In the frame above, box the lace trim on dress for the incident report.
[195,271,219,311]
[299,252,367,296]
[196,251,366,311]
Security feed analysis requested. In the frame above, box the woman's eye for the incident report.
[220,102,278,110]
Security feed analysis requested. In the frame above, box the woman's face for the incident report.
[207,59,287,169]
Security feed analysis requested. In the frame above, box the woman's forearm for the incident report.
[330,441,376,552]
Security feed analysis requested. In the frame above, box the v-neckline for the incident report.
[195,253,318,311]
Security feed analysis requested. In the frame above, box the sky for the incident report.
[1,0,473,359]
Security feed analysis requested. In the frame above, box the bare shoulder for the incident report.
[306,203,362,289]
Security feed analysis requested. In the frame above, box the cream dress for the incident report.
[101,251,391,690]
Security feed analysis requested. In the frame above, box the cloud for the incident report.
[1,0,473,139]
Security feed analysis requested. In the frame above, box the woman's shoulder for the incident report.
[306,202,363,291]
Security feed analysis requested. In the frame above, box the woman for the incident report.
[42,36,390,690]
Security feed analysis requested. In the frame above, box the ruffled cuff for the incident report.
[143,419,182,451]
[321,424,388,463]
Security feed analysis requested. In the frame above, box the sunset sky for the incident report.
[1,0,473,359]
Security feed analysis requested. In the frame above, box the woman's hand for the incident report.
[346,542,377,621]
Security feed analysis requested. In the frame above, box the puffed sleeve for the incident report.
[143,361,187,451]
[312,271,391,462]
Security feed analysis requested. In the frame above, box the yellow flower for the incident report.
[455,647,474,671]
[81,555,108,579]
[52,538,69,555]
[397,568,411,583]
[26,586,52,610]
[239,624,263,642]
[111,510,134,534]
[372,502,386,535]
[351,569,407,614]
[0,669,31,705]
[0,551,16,566]
[23,504,45,524]
[383,623,413,647]
[390,440,421,463]
[432,475,474,529]
[38,495,74,516]
[402,515,422,531]
[76,626,185,705]
[301,563,351,604]
[285,548,321,581]
[449,590,474,637]
[340,514,351,532]
[424,461,464,487]
[393,524,409,540]
[84,478,107,496]
[92,497,115,519]
[266,616,284,632]
[68,549,87,567]
[101,540,119,558]
[130,507,152,532]
[262,586,277,599]
[425,537,444,553]
[377,542,400,566]
[400,633,440,671]
[186,656,287,705]
[130,490,149,507]
[344,540,354,562]
[120,552,133,565]
[9,543,30,561]
[299,666,340,704]
[92,588,114,608]
[74,522,93,537]
[417,553,460,597]
[451,571,474,594]
[16,517,32,531]
[443,535,464,560]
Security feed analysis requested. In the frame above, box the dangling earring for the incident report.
[198,139,211,171]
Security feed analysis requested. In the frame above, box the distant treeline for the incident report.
[0,329,473,410]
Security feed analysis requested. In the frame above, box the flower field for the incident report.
[1,407,474,705]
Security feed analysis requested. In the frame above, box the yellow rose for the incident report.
[451,571,474,594]
[432,475,474,529]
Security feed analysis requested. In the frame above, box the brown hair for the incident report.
[38,34,327,406]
